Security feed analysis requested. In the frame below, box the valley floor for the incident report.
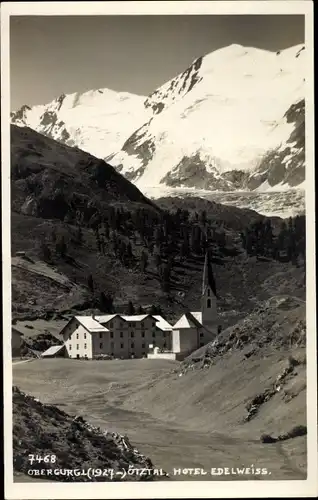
[12,356,306,482]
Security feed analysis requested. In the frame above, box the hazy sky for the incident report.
[10,15,304,110]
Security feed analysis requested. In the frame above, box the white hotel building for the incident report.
[58,252,219,360]
[61,313,172,359]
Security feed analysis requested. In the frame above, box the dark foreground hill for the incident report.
[13,386,167,482]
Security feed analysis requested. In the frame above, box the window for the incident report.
[109,322,113,328]
[99,332,103,339]
[153,341,156,346]
[76,333,79,339]
[131,332,134,338]
[140,322,144,328]
[200,342,204,347]
[207,299,211,308]
[200,332,204,338]
[100,342,103,349]
[110,332,114,338]
[84,343,87,349]
[141,331,145,337]
[131,342,135,349]
[120,343,124,349]
[69,345,72,350]
[76,344,79,350]
[84,332,87,339]
[152,332,156,338]
[163,342,167,348]
[120,332,123,338]
[207,288,211,297]
[142,343,145,349]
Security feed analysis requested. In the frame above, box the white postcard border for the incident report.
[1,2,316,499]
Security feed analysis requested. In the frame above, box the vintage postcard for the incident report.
[2,1,317,498]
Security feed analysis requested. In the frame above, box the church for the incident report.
[57,251,219,360]
[170,250,219,359]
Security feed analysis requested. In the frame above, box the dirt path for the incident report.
[79,403,306,482]
[12,359,34,366]
[12,358,307,482]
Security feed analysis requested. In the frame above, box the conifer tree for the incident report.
[76,225,83,245]
[87,274,94,293]
[99,292,114,313]
[56,235,67,258]
[140,250,148,272]
[127,301,135,315]
[40,241,51,262]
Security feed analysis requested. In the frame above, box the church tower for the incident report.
[201,250,218,335]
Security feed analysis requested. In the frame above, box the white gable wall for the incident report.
[172,327,199,356]
[63,320,92,359]
[172,330,181,353]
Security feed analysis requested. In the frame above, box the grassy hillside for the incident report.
[10,125,305,337]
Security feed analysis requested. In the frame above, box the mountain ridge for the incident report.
[11,43,306,202]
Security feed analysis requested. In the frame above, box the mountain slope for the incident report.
[11,89,151,161]
[112,44,305,192]
[11,44,306,197]
[11,124,156,221]
[11,125,305,328]
[114,298,306,481]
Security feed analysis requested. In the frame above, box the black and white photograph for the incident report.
[2,1,316,499]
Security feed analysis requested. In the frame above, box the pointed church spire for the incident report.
[202,250,217,297]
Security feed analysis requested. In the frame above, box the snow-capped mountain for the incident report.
[11,43,306,217]
[11,89,151,160]
[112,44,305,192]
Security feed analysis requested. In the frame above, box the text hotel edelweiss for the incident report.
[26,455,271,479]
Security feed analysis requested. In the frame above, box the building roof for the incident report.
[94,314,119,324]
[74,316,109,333]
[173,312,202,330]
[153,315,173,331]
[202,251,217,297]
[41,345,65,357]
[190,311,202,325]
[121,314,150,322]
